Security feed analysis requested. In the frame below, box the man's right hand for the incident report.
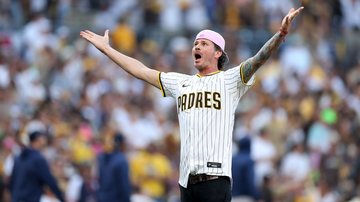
[80,30,110,53]
[79,29,160,88]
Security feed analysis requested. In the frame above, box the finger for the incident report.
[80,30,95,39]
[79,31,89,38]
[84,30,95,35]
[289,7,304,21]
[288,15,296,22]
[285,8,296,21]
[80,31,92,38]
[294,7,304,15]
[104,29,109,37]
[291,7,304,18]
[284,16,290,25]
[297,6,304,12]
[286,8,295,17]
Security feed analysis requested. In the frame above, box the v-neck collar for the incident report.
[196,70,222,78]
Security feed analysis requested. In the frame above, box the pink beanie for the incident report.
[195,30,225,51]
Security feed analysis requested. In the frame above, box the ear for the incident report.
[214,50,223,59]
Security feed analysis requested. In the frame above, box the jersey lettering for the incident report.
[213,92,221,110]
[204,91,212,108]
[195,92,203,108]
[181,94,187,111]
[188,93,196,109]
[178,91,221,112]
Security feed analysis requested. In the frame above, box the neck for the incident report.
[30,143,41,150]
[197,66,219,76]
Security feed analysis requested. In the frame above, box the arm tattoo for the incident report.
[241,32,285,83]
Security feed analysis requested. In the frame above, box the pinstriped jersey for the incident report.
[159,64,255,188]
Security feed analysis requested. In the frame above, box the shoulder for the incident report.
[97,152,107,160]
[111,153,128,169]
[23,148,43,159]
[32,151,46,163]
[224,64,241,75]
[160,72,192,81]
[113,152,127,162]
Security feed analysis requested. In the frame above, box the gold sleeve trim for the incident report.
[240,63,246,84]
[158,72,166,97]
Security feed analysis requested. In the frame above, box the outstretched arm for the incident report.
[80,30,160,88]
[240,7,304,83]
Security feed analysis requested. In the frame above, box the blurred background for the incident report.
[0,0,359,201]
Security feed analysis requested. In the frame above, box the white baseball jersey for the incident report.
[158,64,255,188]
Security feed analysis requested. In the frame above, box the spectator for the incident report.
[96,133,131,202]
[65,164,83,202]
[66,163,96,202]
[77,163,96,202]
[130,143,172,201]
[111,18,137,55]
[280,138,311,184]
[9,131,65,202]
[280,139,311,200]
[307,108,339,169]
[260,175,274,202]
[311,178,340,202]
[232,136,259,202]
[252,128,277,186]
[348,139,360,199]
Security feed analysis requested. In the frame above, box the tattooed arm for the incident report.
[240,7,304,83]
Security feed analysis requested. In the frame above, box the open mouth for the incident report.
[194,53,202,60]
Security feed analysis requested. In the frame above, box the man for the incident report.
[9,131,65,202]
[97,133,131,202]
[232,136,258,202]
[80,6,303,202]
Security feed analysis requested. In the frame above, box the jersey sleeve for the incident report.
[158,72,188,98]
[224,63,255,97]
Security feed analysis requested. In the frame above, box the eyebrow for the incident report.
[193,40,209,46]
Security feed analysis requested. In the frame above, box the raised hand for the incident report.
[240,7,304,83]
[280,7,304,34]
[80,30,110,52]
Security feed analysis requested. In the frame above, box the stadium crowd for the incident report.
[0,0,359,201]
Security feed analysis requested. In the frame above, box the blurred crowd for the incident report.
[0,0,359,201]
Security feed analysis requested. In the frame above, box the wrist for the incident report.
[101,44,111,54]
[279,28,288,37]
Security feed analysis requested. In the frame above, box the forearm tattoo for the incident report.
[241,32,285,83]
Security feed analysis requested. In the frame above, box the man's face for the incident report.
[37,135,47,149]
[192,39,222,71]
